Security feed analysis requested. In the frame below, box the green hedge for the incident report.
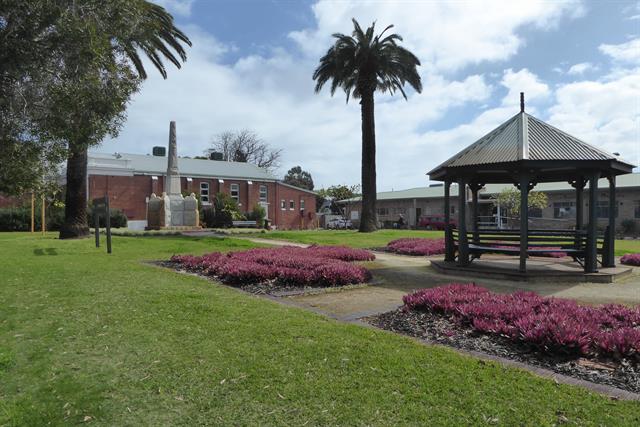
[0,205,127,231]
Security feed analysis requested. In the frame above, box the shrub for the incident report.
[403,284,640,360]
[0,204,65,231]
[87,206,128,228]
[245,205,266,228]
[171,246,374,288]
[385,238,445,256]
[620,219,637,236]
[202,193,244,228]
[620,253,640,266]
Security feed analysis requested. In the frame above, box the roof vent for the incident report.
[520,92,525,113]
[152,146,166,157]
[209,151,224,161]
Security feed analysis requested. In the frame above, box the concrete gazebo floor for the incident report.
[431,255,632,283]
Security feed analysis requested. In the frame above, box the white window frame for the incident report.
[289,199,295,210]
[300,198,305,210]
[230,183,240,204]
[280,199,286,210]
[259,185,268,203]
[200,182,210,204]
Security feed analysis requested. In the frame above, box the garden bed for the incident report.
[381,238,446,256]
[367,284,640,393]
[621,253,640,266]
[166,245,375,295]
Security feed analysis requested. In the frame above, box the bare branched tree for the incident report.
[208,130,282,172]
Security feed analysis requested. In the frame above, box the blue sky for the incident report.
[102,0,640,191]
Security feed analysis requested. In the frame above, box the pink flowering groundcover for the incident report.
[403,283,640,361]
[169,245,375,289]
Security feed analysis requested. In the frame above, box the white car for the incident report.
[326,218,353,229]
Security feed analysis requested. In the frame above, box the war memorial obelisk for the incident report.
[146,121,199,229]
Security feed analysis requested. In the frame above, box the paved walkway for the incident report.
[239,237,640,321]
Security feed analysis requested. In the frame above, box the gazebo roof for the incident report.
[428,110,635,182]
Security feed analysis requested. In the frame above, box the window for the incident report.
[259,185,268,203]
[300,198,305,210]
[393,208,406,215]
[377,208,389,216]
[200,182,209,203]
[280,199,286,210]
[553,202,575,219]
[596,200,618,218]
[529,207,543,218]
[635,201,640,219]
[289,200,295,210]
[230,183,240,204]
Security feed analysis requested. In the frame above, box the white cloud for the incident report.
[289,0,583,72]
[599,38,640,65]
[567,62,596,75]
[152,0,194,17]
[101,0,640,193]
[548,73,640,165]
[500,68,550,108]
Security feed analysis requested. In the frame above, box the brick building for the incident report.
[85,151,316,230]
[341,174,640,231]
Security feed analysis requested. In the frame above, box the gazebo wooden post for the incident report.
[471,183,480,244]
[586,172,600,273]
[519,174,529,273]
[574,177,584,230]
[604,175,616,267]
[443,180,454,262]
[457,179,469,265]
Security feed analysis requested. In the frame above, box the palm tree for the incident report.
[59,1,191,239]
[313,19,422,232]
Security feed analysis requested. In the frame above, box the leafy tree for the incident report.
[492,188,548,217]
[208,130,282,171]
[283,166,314,190]
[313,19,422,232]
[0,1,192,239]
[316,184,360,217]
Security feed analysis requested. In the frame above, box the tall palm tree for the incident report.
[59,1,191,239]
[313,19,422,232]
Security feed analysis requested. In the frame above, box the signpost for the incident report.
[93,196,112,254]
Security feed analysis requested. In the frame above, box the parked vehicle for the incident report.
[326,218,353,229]
[418,215,457,230]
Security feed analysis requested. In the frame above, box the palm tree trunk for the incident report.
[359,90,377,232]
[59,143,90,239]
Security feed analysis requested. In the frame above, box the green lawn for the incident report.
[256,229,640,255]
[1,233,639,425]
[255,229,444,248]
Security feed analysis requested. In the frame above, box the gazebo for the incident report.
[428,94,635,274]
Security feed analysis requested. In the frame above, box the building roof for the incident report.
[277,181,318,195]
[88,152,277,181]
[339,173,640,203]
[428,111,635,180]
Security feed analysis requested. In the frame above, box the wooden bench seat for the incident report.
[467,244,583,256]
[232,220,258,228]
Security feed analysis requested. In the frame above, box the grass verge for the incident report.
[1,232,638,425]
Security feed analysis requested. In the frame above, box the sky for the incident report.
[101,0,640,191]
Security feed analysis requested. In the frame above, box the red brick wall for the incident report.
[273,183,317,230]
[89,175,152,220]
[87,173,316,228]
[0,194,28,208]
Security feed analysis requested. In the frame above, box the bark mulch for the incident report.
[367,308,639,394]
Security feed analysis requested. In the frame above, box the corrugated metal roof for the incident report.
[429,112,635,174]
[88,152,277,181]
[341,173,640,202]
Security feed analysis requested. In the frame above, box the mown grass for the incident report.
[1,232,639,426]
[257,229,640,255]
[256,229,444,248]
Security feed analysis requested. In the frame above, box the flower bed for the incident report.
[620,253,640,266]
[402,284,640,361]
[169,246,374,290]
[385,238,445,256]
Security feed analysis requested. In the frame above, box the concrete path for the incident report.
[238,236,640,322]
